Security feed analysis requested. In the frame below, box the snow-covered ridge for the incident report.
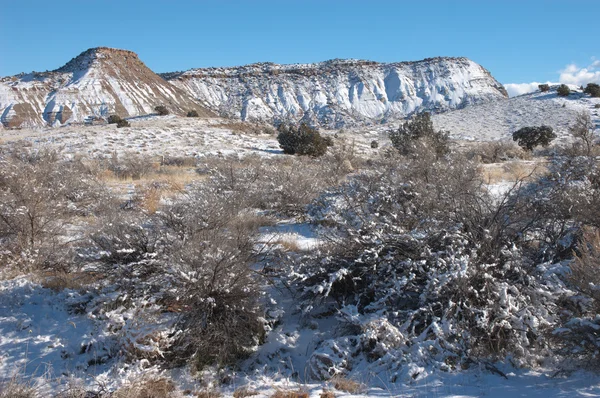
[165,57,508,127]
[0,47,211,128]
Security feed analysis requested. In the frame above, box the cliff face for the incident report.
[165,57,508,127]
[0,48,212,128]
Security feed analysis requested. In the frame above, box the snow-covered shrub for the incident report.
[553,228,600,367]
[0,150,107,271]
[84,176,265,369]
[295,154,560,378]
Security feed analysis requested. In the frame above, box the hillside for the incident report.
[0,47,212,128]
[432,85,600,142]
[164,57,508,128]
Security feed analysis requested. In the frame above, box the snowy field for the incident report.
[2,94,600,397]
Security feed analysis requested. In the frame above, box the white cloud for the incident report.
[558,60,600,86]
[504,82,554,97]
[504,58,600,97]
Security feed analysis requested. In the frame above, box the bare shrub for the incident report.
[569,110,596,156]
[0,150,107,271]
[84,174,266,369]
[108,152,154,180]
[553,228,600,366]
[0,377,36,398]
[468,141,530,163]
[160,156,197,167]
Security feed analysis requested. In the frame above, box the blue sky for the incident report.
[1,0,598,94]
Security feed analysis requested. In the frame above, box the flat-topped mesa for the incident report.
[165,56,508,127]
[55,47,139,73]
[0,47,212,128]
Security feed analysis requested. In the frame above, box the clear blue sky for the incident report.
[0,0,598,86]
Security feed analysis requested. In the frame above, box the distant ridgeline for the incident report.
[0,48,506,129]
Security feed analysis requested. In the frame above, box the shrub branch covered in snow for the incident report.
[283,151,600,379]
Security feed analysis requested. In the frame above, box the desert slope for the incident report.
[0,47,212,128]
[432,85,600,142]
[165,57,508,127]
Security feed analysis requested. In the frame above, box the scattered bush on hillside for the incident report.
[538,84,550,92]
[277,123,329,157]
[370,140,379,149]
[107,114,122,124]
[512,125,556,151]
[569,111,596,156]
[116,119,130,128]
[187,110,199,117]
[584,83,600,98]
[155,105,169,116]
[557,84,571,97]
[389,112,450,159]
[107,152,154,180]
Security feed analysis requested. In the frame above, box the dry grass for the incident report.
[480,160,547,184]
[111,376,178,398]
[329,376,365,394]
[0,377,36,398]
[270,389,309,398]
[99,165,205,186]
[319,390,336,398]
[233,387,259,398]
[570,227,600,309]
[196,389,223,398]
[37,271,101,291]
[273,237,302,252]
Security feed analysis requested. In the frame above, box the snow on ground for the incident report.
[4,267,600,397]
[432,89,600,143]
[3,100,600,395]
[0,117,283,159]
